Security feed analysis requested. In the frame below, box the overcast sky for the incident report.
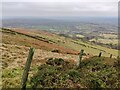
[1,0,119,19]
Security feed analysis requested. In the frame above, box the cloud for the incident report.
[2,1,118,18]
[2,0,119,2]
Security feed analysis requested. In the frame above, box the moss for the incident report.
[2,68,22,78]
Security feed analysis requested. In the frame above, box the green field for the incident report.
[90,33,118,45]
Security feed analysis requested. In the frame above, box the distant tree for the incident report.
[95,37,98,42]
[109,43,113,47]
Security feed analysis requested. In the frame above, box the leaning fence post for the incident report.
[21,47,34,90]
[77,49,84,68]
[110,54,112,58]
[98,52,102,57]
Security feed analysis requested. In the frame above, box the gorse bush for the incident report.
[46,58,65,66]
[30,58,78,88]
[66,69,81,83]
[30,57,119,88]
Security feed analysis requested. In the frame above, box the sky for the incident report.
[1,0,119,19]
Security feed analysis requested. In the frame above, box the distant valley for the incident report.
[2,18,118,50]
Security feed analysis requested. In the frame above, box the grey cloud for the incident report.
[2,2,118,18]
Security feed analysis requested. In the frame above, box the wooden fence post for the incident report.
[110,54,112,58]
[78,49,84,68]
[98,52,102,57]
[21,47,34,90]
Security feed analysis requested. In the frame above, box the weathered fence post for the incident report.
[98,52,102,57]
[21,47,34,90]
[117,56,119,59]
[110,54,112,58]
[77,49,84,68]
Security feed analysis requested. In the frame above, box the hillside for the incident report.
[2,28,118,57]
[1,28,119,88]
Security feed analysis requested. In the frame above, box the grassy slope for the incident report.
[2,28,118,57]
[1,28,119,88]
[1,28,78,88]
[29,28,118,57]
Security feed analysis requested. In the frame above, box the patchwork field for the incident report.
[89,33,118,45]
